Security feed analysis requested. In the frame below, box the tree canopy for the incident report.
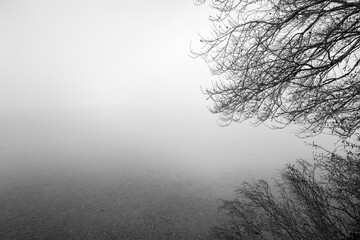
[195,0,360,137]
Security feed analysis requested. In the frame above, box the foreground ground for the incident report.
[0,151,227,240]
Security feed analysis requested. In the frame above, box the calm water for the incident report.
[0,105,313,239]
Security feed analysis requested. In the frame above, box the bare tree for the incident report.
[194,0,360,137]
[210,139,360,240]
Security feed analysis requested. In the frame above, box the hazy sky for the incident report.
[0,0,211,107]
[0,4,340,239]
[0,0,337,183]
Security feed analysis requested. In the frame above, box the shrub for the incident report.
[211,140,360,240]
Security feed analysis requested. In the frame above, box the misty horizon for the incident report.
[0,1,337,239]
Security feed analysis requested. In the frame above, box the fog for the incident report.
[1,105,315,184]
[0,1,335,239]
[0,105,326,238]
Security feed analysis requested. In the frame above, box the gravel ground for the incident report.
[0,154,223,240]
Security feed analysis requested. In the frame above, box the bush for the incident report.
[211,140,360,240]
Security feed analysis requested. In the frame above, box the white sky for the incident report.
[0,0,212,107]
[0,0,337,180]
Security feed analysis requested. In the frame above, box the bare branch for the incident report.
[211,140,360,239]
[195,0,360,137]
